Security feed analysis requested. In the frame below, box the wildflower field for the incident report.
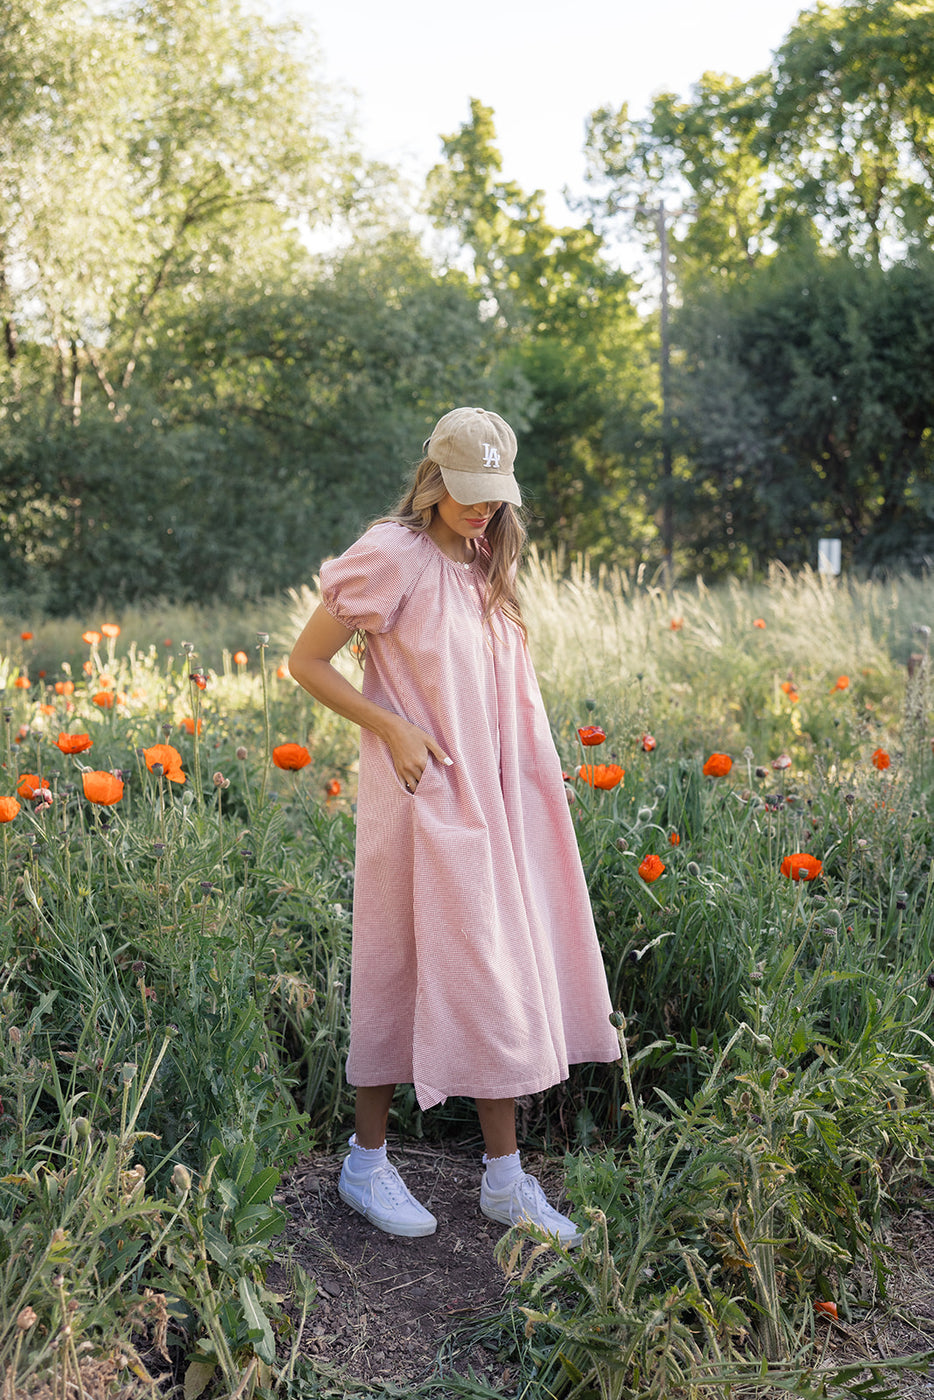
[1,561,933,1400]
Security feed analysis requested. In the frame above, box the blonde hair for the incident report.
[372,457,527,640]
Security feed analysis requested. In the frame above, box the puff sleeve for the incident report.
[319,523,432,635]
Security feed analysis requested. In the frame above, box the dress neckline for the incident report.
[420,530,477,570]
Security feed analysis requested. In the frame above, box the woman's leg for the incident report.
[354,1084,396,1148]
[475,1097,518,1158]
[475,1095,581,1246]
[340,1083,436,1237]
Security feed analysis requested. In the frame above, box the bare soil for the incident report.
[271,1141,934,1397]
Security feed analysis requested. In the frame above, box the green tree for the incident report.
[671,250,934,573]
[427,100,658,563]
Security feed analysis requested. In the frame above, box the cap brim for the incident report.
[439,466,521,507]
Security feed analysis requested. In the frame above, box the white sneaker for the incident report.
[338,1157,437,1238]
[480,1170,582,1246]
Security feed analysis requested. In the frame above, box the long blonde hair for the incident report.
[375,457,527,639]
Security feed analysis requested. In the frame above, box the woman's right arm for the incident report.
[288,604,452,786]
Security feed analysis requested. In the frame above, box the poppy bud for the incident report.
[257,632,270,646]
[608,1010,625,1029]
[16,1308,38,1331]
[213,772,230,789]
[236,746,248,760]
[171,1163,192,1194]
[687,861,700,877]
[615,836,628,853]
[895,891,908,910]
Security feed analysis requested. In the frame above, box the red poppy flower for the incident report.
[101,623,120,638]
[670,617,684,631]
[0,796,21,822]
[325,778,341,797]
[143,744,186,783]
[82,630,101,646]
[55,680,74,696]
[669,831,680,846]
[17,774,50,799]
[641,733,657,752]
[814,1300,838,1319]
[233,650,248,666]
[190,672,207,691]
[93,691,115,709]
[871,748,890,771]
[780,853,823,882]
[638,853,666,883]
[273,743,311,771]
[180,717,203,735]
[702,753,732,777]
[577,725,606,747]
[82,771,124,805]
[20,631,33,641]
[56,733,93,755]
[577,763,624,790]
[753,618,766,629]
[831,676,849,692]
[13,676,30,689]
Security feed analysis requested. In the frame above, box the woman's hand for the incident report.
[384,714,452,792]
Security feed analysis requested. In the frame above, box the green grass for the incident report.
[0,564,933,1398]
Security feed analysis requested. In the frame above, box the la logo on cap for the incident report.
[482,443,501,469]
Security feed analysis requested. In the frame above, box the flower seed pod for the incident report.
[16,1307,38,1331]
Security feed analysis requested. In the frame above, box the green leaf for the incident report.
[238,1276,276,1365]
[183,1359,215,1400]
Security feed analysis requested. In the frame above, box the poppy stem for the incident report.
[257,639,271,813]
[190,680,203,806]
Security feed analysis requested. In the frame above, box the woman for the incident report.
[289,406,619,1245]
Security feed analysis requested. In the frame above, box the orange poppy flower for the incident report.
[56,732,93,755]
[814,1300,838,1319]
[641,733,657,752]
[93,691,115,709]
[669,831,680,846]
[190,672,207,691]
[325,778,341,797]
[101,623,120,638]
[82,771,124,805]
[702,753,732,777]
[39,704,55,716]
[0,796,21,822]
[577,763,624,790]
[143,744,186,783]
[82,630,101,646]
[670,617,684,631]
[17,774,50,799]
[233,650,248,666]
[273,743,311,771]
[780,852,823,882]
[871,748,890,771]
[98,675,114,689]
[20,631,33,641]
[54,680,75,696]
[276,664,289,679]
[577,725,606,747]
[638,853,666,883]
[831,676,849,692]
[13,676,30,689]
[180,717,203,735]
[753,618,766,629]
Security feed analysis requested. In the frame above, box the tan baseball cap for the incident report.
[425,406,521,506]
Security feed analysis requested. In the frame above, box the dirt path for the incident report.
[272,1142,934,1396]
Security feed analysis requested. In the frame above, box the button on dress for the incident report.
[319,522,619,1110]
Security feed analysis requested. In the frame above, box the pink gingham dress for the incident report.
[320,522,619,1110]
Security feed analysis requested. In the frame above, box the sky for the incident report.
[268,0,812,222]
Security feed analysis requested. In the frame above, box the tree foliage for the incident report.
[427,100,658,561]
[671,249,934,574]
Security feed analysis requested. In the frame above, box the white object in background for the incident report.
[818,539,841,576]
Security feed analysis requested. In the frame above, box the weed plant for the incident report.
[0,568,932,1397]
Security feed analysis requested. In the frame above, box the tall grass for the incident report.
[0,564,932,1397]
